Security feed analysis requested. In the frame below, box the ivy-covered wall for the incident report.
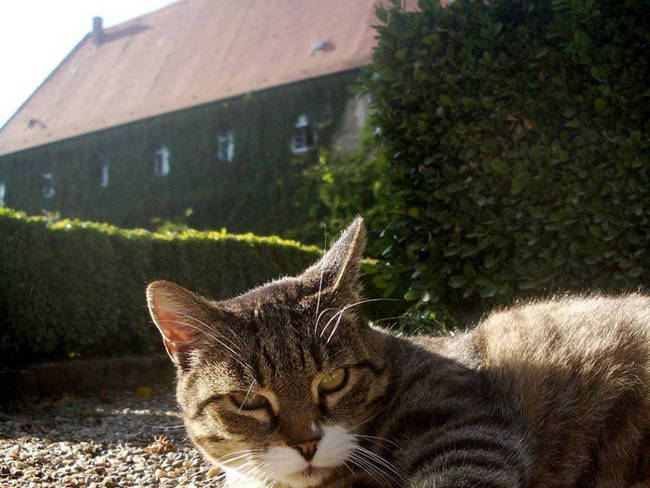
[0,72,356,239]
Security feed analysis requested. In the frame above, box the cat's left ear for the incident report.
[146,280,215,365]
[302,216,366,295]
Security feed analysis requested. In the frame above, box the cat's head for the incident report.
[146,218,391,487]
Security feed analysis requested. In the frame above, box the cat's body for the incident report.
[147,218,650,488]
[377,295,650,487]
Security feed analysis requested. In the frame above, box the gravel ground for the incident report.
[0,387,224,488]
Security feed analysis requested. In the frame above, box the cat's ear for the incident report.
[146,280,214,364]
[303,216,366,294]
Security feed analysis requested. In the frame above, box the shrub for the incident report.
[0,208,321,365]
[300,124,388,242]
[363,0,650,319]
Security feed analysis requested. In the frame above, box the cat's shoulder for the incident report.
[478,293,650,334]
[474,293,650,366]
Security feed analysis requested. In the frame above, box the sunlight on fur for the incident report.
[147,218,650,487]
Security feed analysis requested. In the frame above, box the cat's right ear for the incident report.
[146,280,214,365]
[302,216,366,295]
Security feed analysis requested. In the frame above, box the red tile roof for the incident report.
[0,0,426,156]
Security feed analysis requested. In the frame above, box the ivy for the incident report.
[0,72,355,241]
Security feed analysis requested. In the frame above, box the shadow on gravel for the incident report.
[0,386,185,446]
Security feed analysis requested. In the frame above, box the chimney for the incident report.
[92,16,104,46]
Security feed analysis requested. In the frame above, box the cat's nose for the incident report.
[293,439,320,461]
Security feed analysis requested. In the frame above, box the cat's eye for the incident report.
[318,368,348,393]
[230,391,269,410]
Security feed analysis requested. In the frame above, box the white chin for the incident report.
[282,468,331,488]
[256,424,357,487]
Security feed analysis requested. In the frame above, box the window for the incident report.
[42,172,55,199]
[0,182,5,207]
[217,130,235,162]
[291,114,316,154]
[154,146,170,176]
[99,157,109,187]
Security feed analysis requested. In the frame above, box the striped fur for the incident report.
[147,218,650,487]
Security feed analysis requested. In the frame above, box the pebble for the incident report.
[0,389,221,487]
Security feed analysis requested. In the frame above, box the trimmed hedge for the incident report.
[363,0,650,317]
[0,208,321,366]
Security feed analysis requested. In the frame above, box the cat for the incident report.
[146,217,650,488]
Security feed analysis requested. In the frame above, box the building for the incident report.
[0,0,401,236]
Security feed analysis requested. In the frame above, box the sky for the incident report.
[0,0,177,128]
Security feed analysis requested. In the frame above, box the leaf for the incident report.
[404,289,422,301]
[479,287,497,298]
[463,264,477,277]
[448,275,467,288]
[433,187,447,199]
[484,253,497,269]
[396,48,408,60]
[407,207,421,218]
[491,160,509,174]
[375,5,388,23]
[573,30,591,49]
[476,277,496,289]
[563,106,577,118]
[569,241,581,255]
[628,267,643,278]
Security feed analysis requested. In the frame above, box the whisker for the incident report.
[314,307,337,334]
[216,448,262,467]
[381,322,400,335]
[238,379,257,412]
[326,310,346,344]
[169,309,245,354]
[350,408,386,431]
[159,309,255,372]
[355,446,404,480]
[372,316,407,323]
[354,433,400,449]
[234,458,266,484]
[175,464,213,484]
[313,229,328,335]
[319,298,401,340]
[170,320,254,373]
[347,453,392,487]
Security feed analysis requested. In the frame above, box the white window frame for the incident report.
[291,114,316,154]
[42,172,55,199]
[217,130,235,162]
[154,146,170,176]
[99,159,110,188]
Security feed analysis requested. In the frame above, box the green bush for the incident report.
[300,124,388,241]
[363,0,650,318]
[0,208,321,365]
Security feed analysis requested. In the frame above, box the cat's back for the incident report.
[474,294,650,487]
[475,293,650,380]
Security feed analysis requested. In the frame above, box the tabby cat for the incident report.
[146,217,650,487]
